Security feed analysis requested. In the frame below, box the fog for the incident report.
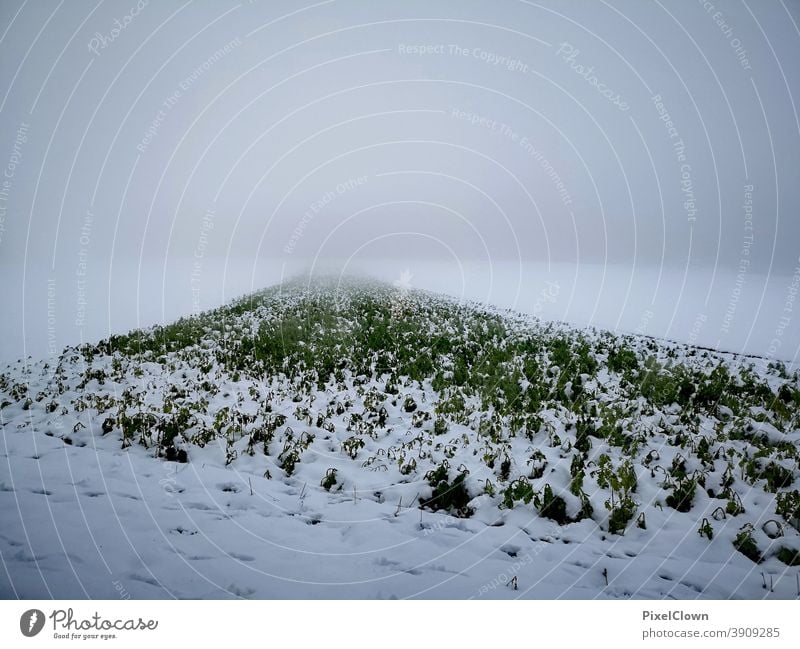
[1,0,798,362]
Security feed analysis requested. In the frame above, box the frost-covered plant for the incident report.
[595,457,637,534]
[502,477,535,509]
[776,547,800,566]
[526,450,547,479]
[606,495,637,535]
[775,490,800,524]
[420,461,472,517]
[321,468,337,491]
[535,484,569,525]
[402,396,417,413]
[342,436,365,459]
[666,477,696,513]
[733,524,761,563]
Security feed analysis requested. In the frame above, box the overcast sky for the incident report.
[1,0,799,360]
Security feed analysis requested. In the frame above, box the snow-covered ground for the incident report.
[1,279,799,599]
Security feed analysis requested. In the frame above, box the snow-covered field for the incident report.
[1,278,799,599]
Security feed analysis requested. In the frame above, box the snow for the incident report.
[1,279,798,599]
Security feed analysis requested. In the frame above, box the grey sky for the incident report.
[1,0,799,360]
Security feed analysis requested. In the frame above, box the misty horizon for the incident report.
[1,0,799,362]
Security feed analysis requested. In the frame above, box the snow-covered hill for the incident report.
[1,278,799,599]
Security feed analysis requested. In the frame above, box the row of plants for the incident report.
[2,278,798,563]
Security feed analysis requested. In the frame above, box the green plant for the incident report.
[669,454,687,480]
[666,477,697,513]
[726,493,745,516]
[576,494,594,521]
[776,490,800,522]
[606,494,636,535]
[278,447,300,476]
[502,477,535,509]
[342,436,365,459]
[776,547,800,567]
[420,461,472,517]
[399,457,417,475]
[733,524,761,563]
[596,456,637,496]
[499,456,511,481]
[402,396,417,413]
[527,450,547,479]
[569,470,585,498]
[698,517,713,540]
[321,468,337,491]
[607,345,639,374]
[535,484,569,525]
[757,462,793,493]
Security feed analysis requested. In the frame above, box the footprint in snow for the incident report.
[227,584,256,598]
[12,548,47,563]
[170,526,198,535]
[127,573,161,587]
[183,501,217,511]
[114,492,141,501]
[679,580,703,594]
[218,482,241,493]
[0,534,23,547]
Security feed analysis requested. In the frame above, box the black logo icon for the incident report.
[20,609,45,637]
